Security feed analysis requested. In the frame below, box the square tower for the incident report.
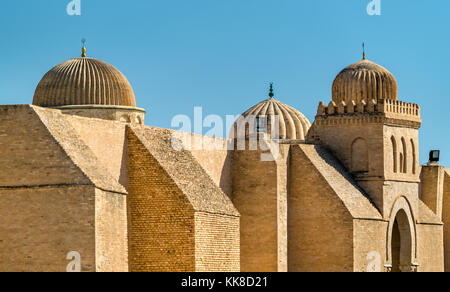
[308,99,421,217]
[307,58,422,218]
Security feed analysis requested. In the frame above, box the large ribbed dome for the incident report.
[33,57,136,107]
[233,96,311,140]
[332,59,398,104]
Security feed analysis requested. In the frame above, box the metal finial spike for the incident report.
[269,83,274,98]
[362,42,366,60]
[81,38,87,58]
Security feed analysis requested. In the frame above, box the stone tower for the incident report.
[231,89,310,272]
[307,57,423,271]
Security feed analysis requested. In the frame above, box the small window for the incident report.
[255,116,268,133]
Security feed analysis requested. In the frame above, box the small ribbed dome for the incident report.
[332,59,398,104]
[33,57,136,107]
[234,97,311,140]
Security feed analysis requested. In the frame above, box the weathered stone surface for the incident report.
[0,54,447,273]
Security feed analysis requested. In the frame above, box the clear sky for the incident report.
[0,0,449,166]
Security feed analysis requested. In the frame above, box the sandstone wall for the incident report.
[0,105,90,187]
[309,118,384,177]
[127,130,195,272]
[0,105,128,272]
[67,115,129,189]
[353,219,388,272]
[417,223,444,272]
[0,186,96,272]
[194,212,240,272]
[443,170,450,271]
[95,189,128,272]
[232,147,279,272]
[288,145,354,272]
[188,134,232,198]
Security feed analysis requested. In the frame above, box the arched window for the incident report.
[391,136,398,173]
[401,138,407,174]
[351,138,369,173]
[399,153,404,173]
[411,140,416,175]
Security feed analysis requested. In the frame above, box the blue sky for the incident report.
[0,0,449,165]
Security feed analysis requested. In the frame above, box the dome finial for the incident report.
[269,82,275,99]
[81,38,87,58]
[362,42,366,60]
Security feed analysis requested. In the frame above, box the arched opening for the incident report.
[391,209,413,272]
[401,138,407,173]
[411,140,416,175]
[391,136,398,173]
[351,138,369,173]
[399,153,404,173]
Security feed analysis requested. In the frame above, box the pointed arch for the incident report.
[401,138,407,174]
[351,137,369,173]
[386,196,417,272]
[411,139,416,175]
[391,136,398,173]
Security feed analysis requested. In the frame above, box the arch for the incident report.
[399,153,404,173]
[386,197,417,272]
[401,138,407,173]
[411,139,416,175]
[391,136,398,173]
[351,137,369,173]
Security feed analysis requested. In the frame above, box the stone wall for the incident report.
[0,105,129,272]
[0,105,91,187]
[95,189,128,272]
[58,105,145,125]
[353,219,388,272]
[188,134,233,198]
[127,128,240,272]
[127,130,196,272]
[417,223,444,272]
[66,115,129,189]
[0,186,96,272]
[194,212,240,272]
[288,145,354,272]
[232,142,284,272]
[443,170,450,271]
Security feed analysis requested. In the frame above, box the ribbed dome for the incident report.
[33,57,136,107]
[332,59,398,104]
[234,97,311,140]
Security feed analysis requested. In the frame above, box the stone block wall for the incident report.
[95,189,128,272]
[194,212,240,272]
[0,105,90,187]
[127,128,240,272]
[288,145,354,272]
[443,170,450,271]
[232,147,279,272]
[417,223,444,272]
[127,130,196,272]
[0,186,96,272]
[353,219,388,272]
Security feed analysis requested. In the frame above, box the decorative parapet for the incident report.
[316,99,421,126]
[317,99,420,117]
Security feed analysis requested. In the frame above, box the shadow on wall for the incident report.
[219,150,233,199]
[119,128,129,190]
